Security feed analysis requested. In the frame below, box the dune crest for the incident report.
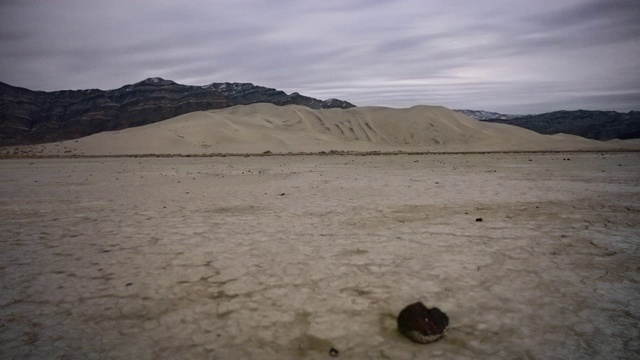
[30,104,639,155]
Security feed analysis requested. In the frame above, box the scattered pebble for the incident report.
[329,347,339,357]
[476,218,483,222]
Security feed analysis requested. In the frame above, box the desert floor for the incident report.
[1,152,639,359]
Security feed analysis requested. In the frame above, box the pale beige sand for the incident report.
[1,153,639,359]
[13,104,639,156]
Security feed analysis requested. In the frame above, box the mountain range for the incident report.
[456,109,640,141]
[0,78,354,146]
[1,78,638,147]
[453,109,520,121]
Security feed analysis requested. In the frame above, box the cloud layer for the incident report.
[1,0,639,113]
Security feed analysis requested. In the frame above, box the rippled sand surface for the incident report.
[1,153,639,359]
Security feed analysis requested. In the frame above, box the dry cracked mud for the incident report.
[1,152,639,359]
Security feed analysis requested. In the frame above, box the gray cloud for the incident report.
[0,0,638,113]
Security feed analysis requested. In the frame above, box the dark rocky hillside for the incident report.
[482,110,640,141]
[0,78,355,146]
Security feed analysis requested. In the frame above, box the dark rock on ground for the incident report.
[329,347,339,357]
[397,302,449,344]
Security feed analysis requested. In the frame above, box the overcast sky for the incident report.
[1,0,639,114]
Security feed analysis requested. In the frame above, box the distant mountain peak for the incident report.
[134,77,177,86]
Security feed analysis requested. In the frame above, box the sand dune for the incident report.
[27,104,640,155]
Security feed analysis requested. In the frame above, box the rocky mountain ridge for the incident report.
[0,78,355,146]
[454,109,521,120]
[481,110,640,141]
[457,109,639,140]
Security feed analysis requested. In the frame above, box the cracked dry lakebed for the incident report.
[1,152,639,359]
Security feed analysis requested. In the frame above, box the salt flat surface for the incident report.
[1,153,639,359]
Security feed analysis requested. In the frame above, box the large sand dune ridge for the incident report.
[26,104,639,156]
